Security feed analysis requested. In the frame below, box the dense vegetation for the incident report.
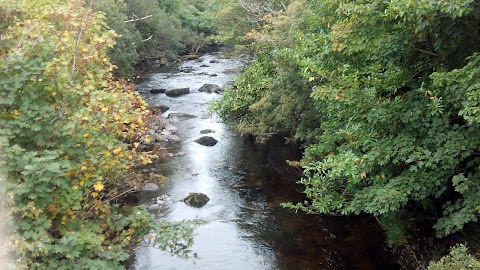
[92,0,215,78]
[0,0,200,268]
[212,0,480,266]
[3,0,480,268]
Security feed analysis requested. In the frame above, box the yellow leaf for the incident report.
[144,136,150,143]
[112,147,122,155]
[80,180,85,187]
[83,133,90,138]
[360,172,367,180]
[309,77,315,82]
[81,165,87,171]
[72,185,78,190]
[87,141,93,146]
[93,181,104,191]
[101,107,108,112]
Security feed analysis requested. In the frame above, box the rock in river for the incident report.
[198,83,221,94]
[167,113,196,122]
[200,129,215,134]
[165,88,190,97]
[182,192,210,208]
[150,88,166,94]
[195,136,218,146]
[147,204,160,213]
[149,104,169,113]
[143,183,159,191]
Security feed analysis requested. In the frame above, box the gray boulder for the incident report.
[165,88,190,97]
[143,183,159,191]
[147,204,160,213]
[200,129,215,134]
[150,88,166,94]
[195,136,218,146]
[165,134,180,142]
[198,84,222,94]
[182,192,210,208]
[149,104,169,113]
[167,113,196,122]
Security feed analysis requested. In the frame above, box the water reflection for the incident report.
[133,54,399,270]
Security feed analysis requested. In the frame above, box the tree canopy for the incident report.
[213,0,480,251]
[0,0,194,268]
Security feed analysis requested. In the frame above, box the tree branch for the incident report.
[124,15,152,23]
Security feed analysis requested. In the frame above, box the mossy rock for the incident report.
[195,136,218,146]
[183,192,210,208]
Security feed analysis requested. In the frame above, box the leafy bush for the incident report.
[0,1,194,268]
[214,0,480,244]
[428,244,480,270]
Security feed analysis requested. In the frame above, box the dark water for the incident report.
[132,53,400,270]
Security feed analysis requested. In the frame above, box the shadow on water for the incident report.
[131,53,400,270]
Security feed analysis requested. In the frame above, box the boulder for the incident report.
[150,88,166,94]
[167,113,196,122]
[165,88,190,97]
[149,104,169,113]
[185,54,199,60]
[182,192,210,208]
[174,151,186,157]
[200,129,215,134]
[200,64,209,67]
[156,194,172,205]
[165,124,178,133]
[147,204,160,213]
[143,183,159,191]
[209,59,220,63]
[209,74,218,77]
[179,66,195,73]
[195,136,218,146]
[198,84,222,94]
[165,134,180,142]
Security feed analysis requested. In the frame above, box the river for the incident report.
[131,53,400,270]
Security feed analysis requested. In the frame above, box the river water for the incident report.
[132,53,400,270]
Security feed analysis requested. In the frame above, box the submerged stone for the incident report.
[182,192,210,208]
[165,88,190,97]
[198,84,221,94]
[200,129,215,134]
[150,88,166,94]
[143,183,159,191]
[195,136,218,146]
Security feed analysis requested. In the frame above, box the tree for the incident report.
[93,0,141,78]
[214,0,480,245]
[0,1,194,268]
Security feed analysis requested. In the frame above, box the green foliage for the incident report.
[214,0,480,243]
[93,0,140,78]
[428,244,480,270]
[0,1,194,268]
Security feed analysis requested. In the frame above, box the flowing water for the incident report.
[132,53,400,270]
